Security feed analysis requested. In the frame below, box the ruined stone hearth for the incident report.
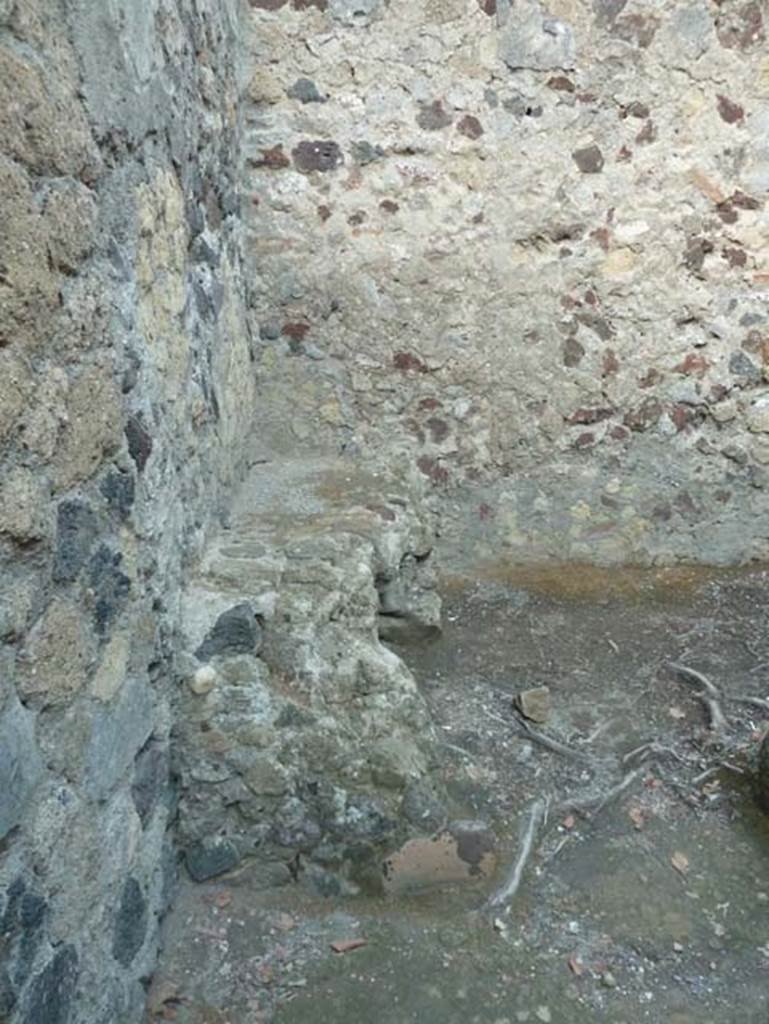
[173,457,442,888]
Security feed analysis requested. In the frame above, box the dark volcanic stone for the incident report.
[563,336,585,367]
[351,140,384,165]
[287,77,324,103]
[0,964,15,1016]
[185,838,241,882]
[260,320,282,341]
[19,892,46,931]
[131,737,169,827]
[53,500,98,583]
[457,114,484,139]
[112,878,148,967]
[100,470,135,520]
[572,144,604,173]
[19,946,78,1024]
[1,877,25,933]
[2,885,46,991]
[417,100,453,131]
[292,140,343,173]
[717,94,745,123]
[196,603,262,661]
[729,350,761,384]
[125,415,153,472]
[88,545,131,635]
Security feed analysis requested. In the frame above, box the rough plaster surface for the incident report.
[244,0,769,564]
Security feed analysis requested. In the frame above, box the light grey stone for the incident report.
[329,0,383,24]
[499,1,576,71]
[670,3,714,59]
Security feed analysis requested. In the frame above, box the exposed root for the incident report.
[669,662,728,733]
[437,741,478,762]
[727,695,769,713]
[561,766,646,819]
[486,798,548,912]
[622,741,689,767]
[691,761,746,787]
[512,715,595,764]
[669,662,720,698]
[479,706,593,763]
[703,696,729,734]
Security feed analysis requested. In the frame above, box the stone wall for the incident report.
[243,0,769,564]
[0,2,255,1021]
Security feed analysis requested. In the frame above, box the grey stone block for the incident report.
[52,499,98,583]
[195,603,262,661]
[18,946,78,1024]
[85,681,154,801]
[88,545,131,636]
[0,700,42,840]
[112,877,148,967]
[329,0,382,24]
[185,837,241,882]
[131,737,169,827]
[499,1,576,71]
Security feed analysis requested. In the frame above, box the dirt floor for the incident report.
[150,565,769,1024]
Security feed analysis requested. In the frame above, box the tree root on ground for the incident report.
[478,658,765,927]
[485,798,549,912]
[669,662,729,733]
[560,766,647,819]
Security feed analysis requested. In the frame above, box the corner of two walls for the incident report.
[0,1,255,1020]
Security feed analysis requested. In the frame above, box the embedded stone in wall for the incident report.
[329,0,382,24]
[0,468,48,544]
[292,140,343,172]
[287,77,325,103]
[499,0,576,71]
[0,700,42,840]
[84,680,154,801]
[573,144,605,173]
[195,603,263,660]
[112,878,148,968]
[16,598,95,707]
[17,945,79,1024]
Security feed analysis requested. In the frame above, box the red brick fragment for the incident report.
[250,144,290,169]
[282,322,310,341]
[603,348,620,376]
[717,94,745,124]
[723,246,747,267]
[567,407,614,425]
[416,456,449,484]
[393,352,428,374]
[458,115,484,140]
[547,76,575,92]
[673,353,709,377]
